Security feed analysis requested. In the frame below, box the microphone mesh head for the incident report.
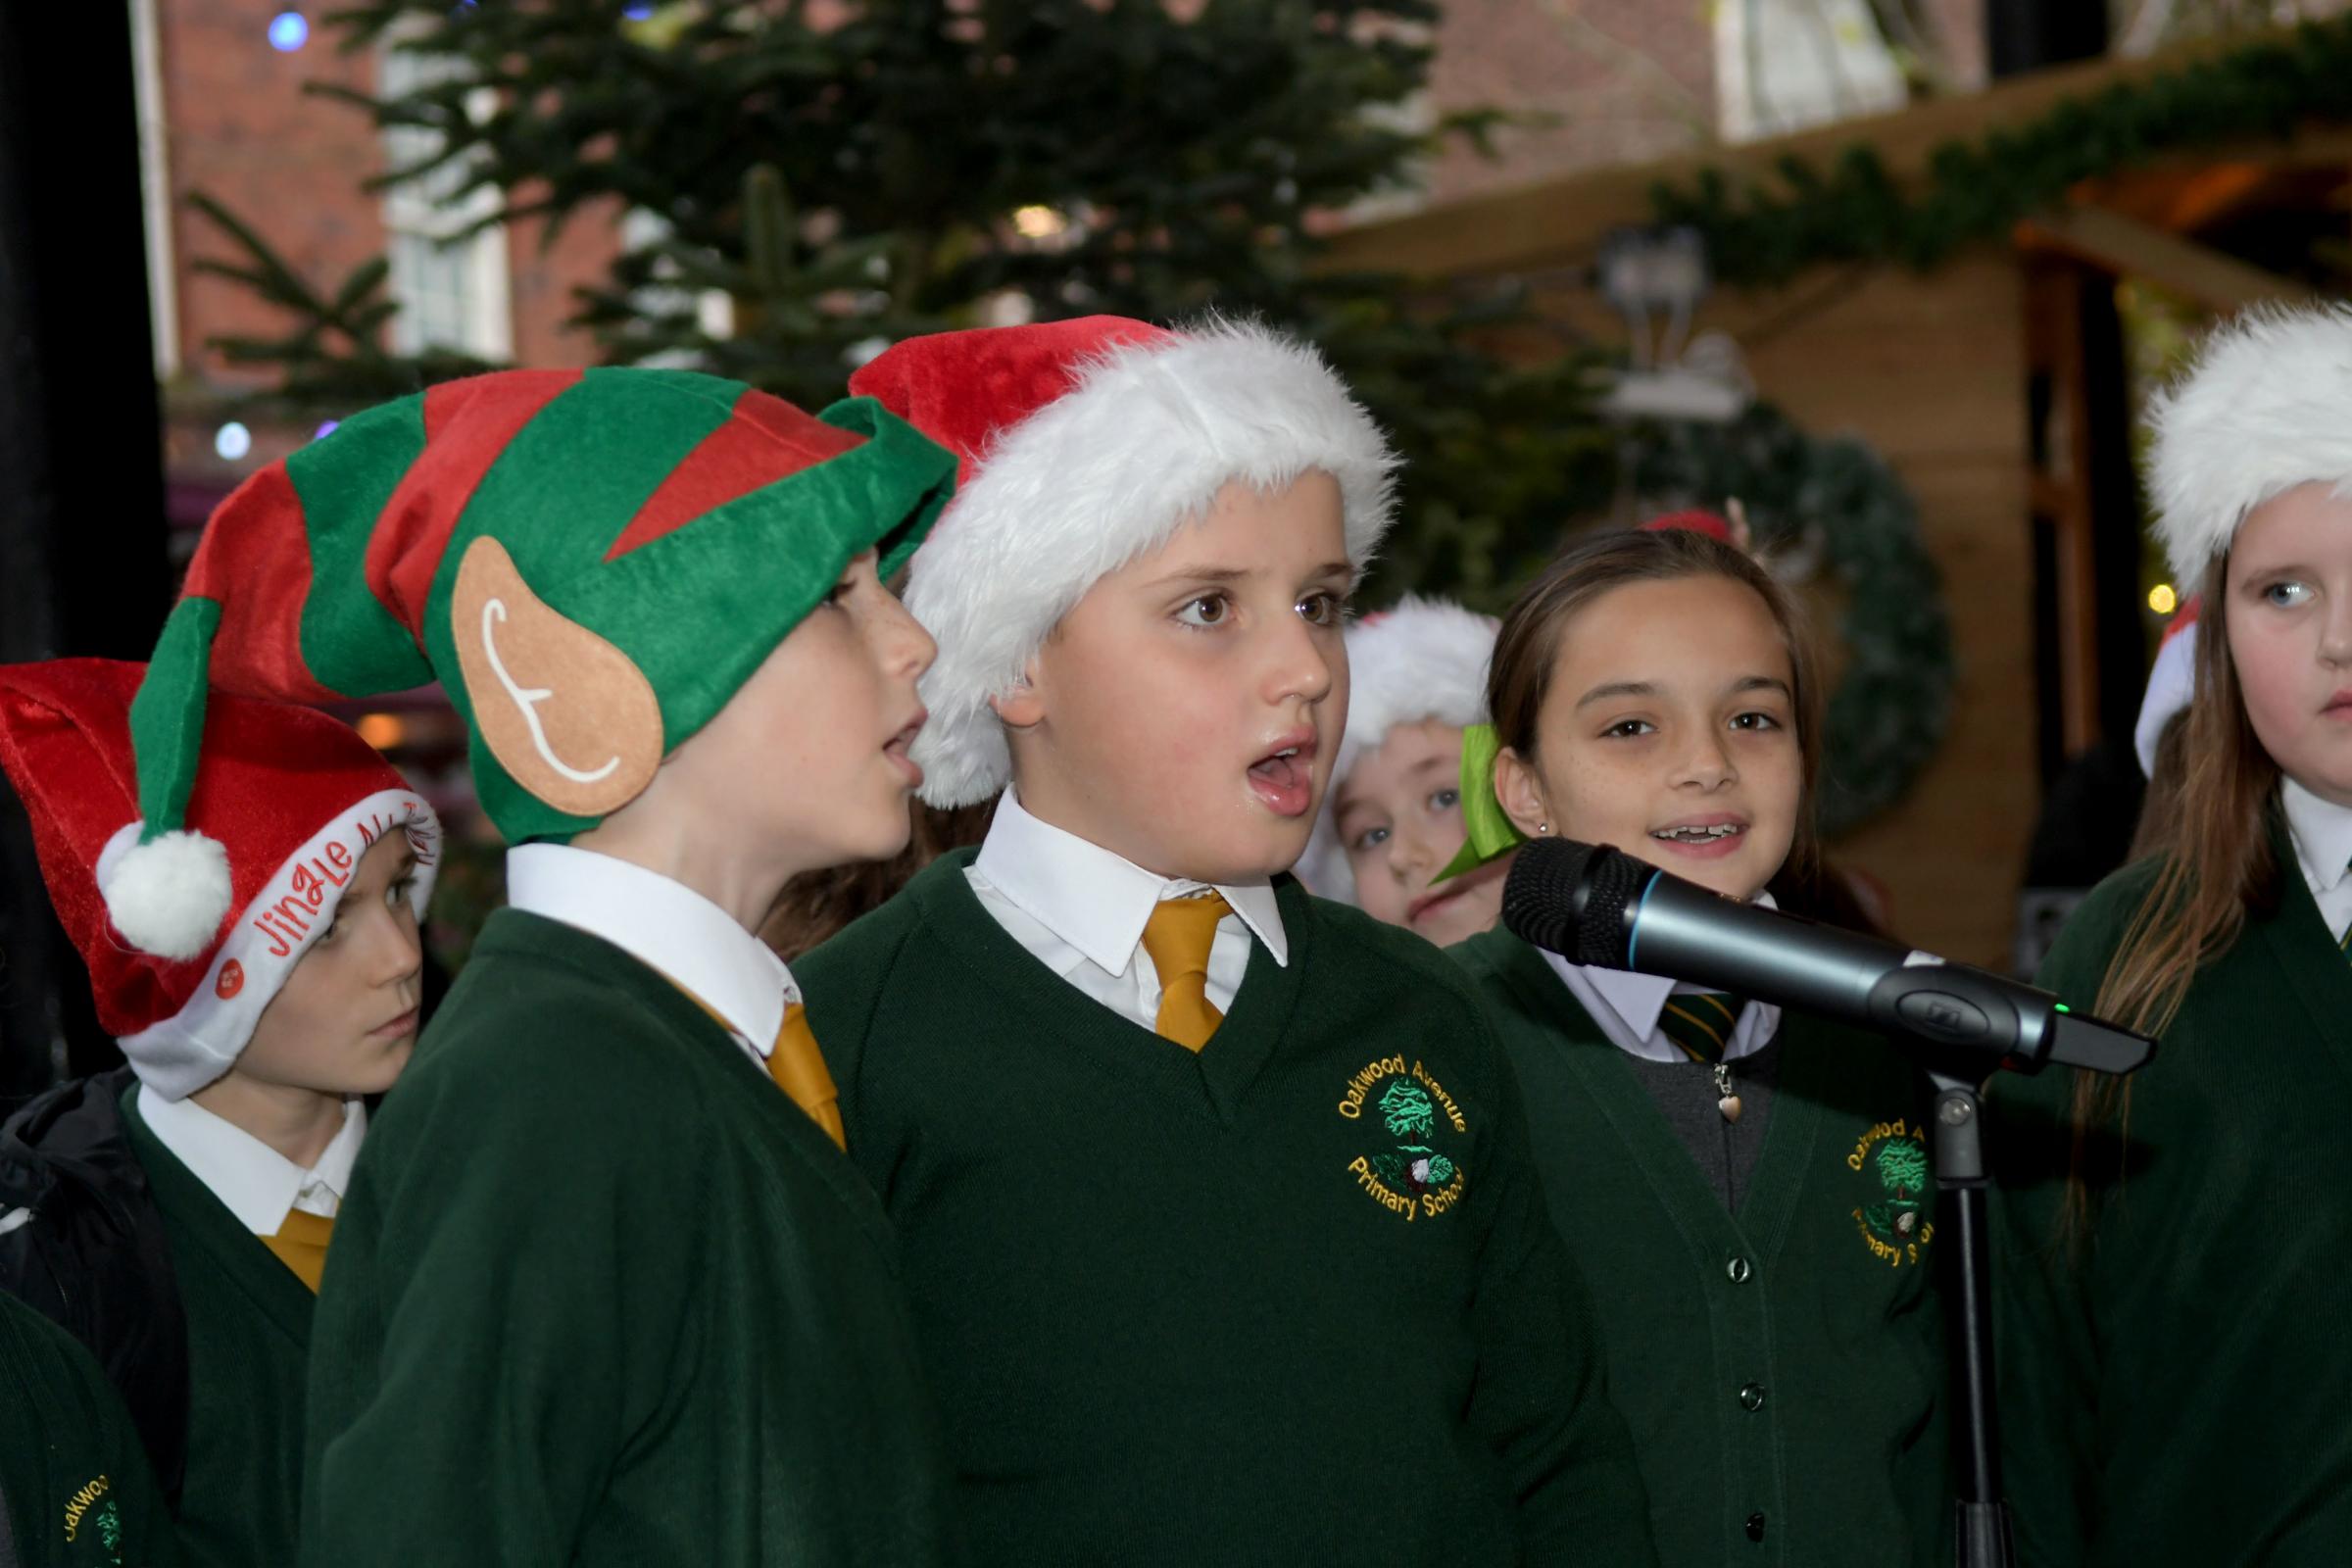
[1499,839,1650,967]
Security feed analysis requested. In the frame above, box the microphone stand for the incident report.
[1923,1068,2015,1568]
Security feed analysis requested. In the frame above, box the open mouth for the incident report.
[1247,733,1317,818]
[883,710,927,786]
[1649,816,1747,858]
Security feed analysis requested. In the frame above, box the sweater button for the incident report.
[1739,1382,1766,1411]
[1727,1255,1753,1284]
[1746,1512,1767,1543]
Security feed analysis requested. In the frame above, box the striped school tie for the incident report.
[1658,992,1747,1123]
[264,1209,333,1293]
[769,1002,848,1152]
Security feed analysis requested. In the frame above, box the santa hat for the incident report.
[1298,598,1497,904]
[103,368,955,958]
[849,316,1398,808]
[2148,302,2352,588]
[2133,598,2201,777]
[0,660,441,1100]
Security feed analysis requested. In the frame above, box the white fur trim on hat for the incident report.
[2149,302,2352,589]
[119,790,442,1101]
[2133,619,2198,778]
[903,318,1398,808]
[1298,598,1497,906]
[96,824,232,962]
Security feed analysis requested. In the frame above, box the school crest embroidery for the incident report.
[1338,1054,1467,1222]
[62,1473,122,1562]
[1846,1117,1936,1267]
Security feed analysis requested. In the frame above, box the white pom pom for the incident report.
[97,826,233,961]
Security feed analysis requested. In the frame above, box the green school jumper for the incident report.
[799,850,1659,1568]
[1994,848,2352,1567]
[119,1089,310,1568]
[301,908,957,1568]
[1450,927,1949,1568]
[0,1290,179,1568]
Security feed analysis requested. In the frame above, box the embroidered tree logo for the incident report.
[1866,1137,1930,1241]
[1371,1079,1456,1193]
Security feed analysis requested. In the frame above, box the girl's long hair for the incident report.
[1485,527,1827,896]
[2068,554,2283,1233]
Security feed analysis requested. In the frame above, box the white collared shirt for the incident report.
[136,1085,367,1234]
[1540,891,1784,1065]
[506,843,798,1069]
[2282,778,2352,942]
[966,788,1289,1034]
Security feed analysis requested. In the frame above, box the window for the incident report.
[376,39,512,360]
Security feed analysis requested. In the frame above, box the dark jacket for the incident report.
[0,1067,188,1497]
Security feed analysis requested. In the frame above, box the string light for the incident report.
[1012,206,1068,239]
[214,422,253,461]
[314,420,340,441]
[2148,583,2178,614]
[268,12,310,52]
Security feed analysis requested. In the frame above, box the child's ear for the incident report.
[989,660,1046,729]
[1492,746,1552,841]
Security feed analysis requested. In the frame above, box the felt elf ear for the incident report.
[449,537,666,819]
[1433,722,1528,884]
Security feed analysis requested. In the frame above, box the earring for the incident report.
[1538,822,1550,835]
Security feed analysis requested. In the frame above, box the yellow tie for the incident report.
[770,1003,848,1152]
[264,1208,334,1294]
[1141,894,1232,1052]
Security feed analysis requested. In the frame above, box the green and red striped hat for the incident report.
[108,367,955,958]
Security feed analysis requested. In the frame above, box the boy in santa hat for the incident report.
[0,658,437,1568]
[1298,597,1507,946]
[0,1255,180,1567]
[800,317,1656,1565]
[87,368,962,1566]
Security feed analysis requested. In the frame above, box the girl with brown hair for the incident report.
[1447,522,1948,1567]
[1995,303,2352,1565]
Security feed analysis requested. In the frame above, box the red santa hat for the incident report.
[849,316,1398,807]
[2133,598,2201,777]
[1298,598,1497,904]
[2149,302,2352,589]
[0,659,440,1101]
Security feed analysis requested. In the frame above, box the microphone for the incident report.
[1500,838,2152,1076]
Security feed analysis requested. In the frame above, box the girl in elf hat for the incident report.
[1995,303,2352,1564]
[114,368,963,1568]
[1446,522,1951,1567]
[1298,597,1509,946]
[0,658,436,1568]
[801,316,1658,1566]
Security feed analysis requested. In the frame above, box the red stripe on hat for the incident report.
[603,386,864,562]
[365,369,585,637]
[182,465,336,702]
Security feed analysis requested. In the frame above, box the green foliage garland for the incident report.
[1650,19,2352,288]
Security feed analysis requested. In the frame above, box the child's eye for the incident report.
[2263,579,2315,609]
[1176,594,1230,628]
[1429,787,1460,812]
[826,576,857,606]
[1602,718,1655,739]
[1730,711,1781,732]
[387,875,416,907]
[1350,824,1391,852]
[1297,591,1345,626]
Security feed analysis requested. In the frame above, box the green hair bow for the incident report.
[1434,722,1529,883]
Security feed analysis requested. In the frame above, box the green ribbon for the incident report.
[1434,721,1528,883]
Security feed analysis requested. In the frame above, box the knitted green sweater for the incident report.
[302,909,958,1567]
[799,851,1658,1567]
[1450,929,1950,1568]
[1994,848,2352,1566]
[121,1090,309,1568]
[0,1288,179,1568]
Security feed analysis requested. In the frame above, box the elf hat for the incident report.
[2132,598,2201,777]
[1298,598,1497,904]
[106,368,956,959]
[2149,302,2352,589]
[0,659,440,1101]
[848,316,1398,808]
